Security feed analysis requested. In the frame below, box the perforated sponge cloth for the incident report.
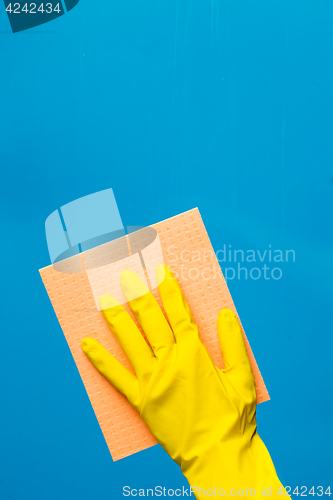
[39,208,269,461]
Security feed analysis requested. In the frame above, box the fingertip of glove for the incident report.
[156,264,175,285]
[120,269,149,299]
[218,308,237,325]
[156,264,166,284]
[219,308,235,317]
[81,337,96,354]
[99,294,119,311]
[120,269,135,280]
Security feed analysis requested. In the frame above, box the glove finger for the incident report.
[156,265,198,341]
[81,337,140,406]
[217,309,254,380]
[100,295,154,377]
[120,270,175,353]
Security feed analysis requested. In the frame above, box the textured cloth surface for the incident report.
[39,208,269,461]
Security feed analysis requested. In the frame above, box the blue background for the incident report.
[1,1,332,498]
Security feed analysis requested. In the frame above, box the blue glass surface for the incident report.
[0,1,332,498]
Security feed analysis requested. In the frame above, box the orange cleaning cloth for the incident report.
[39,208,269,461]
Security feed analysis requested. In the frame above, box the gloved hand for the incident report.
[82,265,286,498]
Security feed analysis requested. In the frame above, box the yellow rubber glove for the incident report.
[82,266,287,499]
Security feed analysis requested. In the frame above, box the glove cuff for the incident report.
[180,433,286,500]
